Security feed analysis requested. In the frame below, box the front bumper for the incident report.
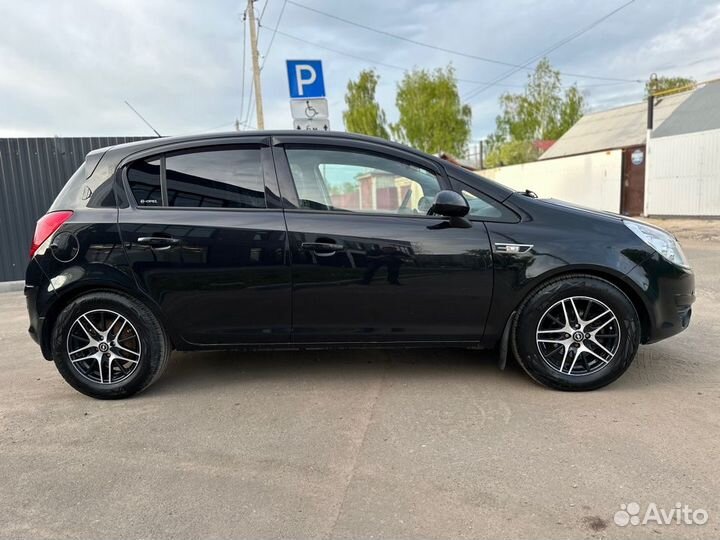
[626,253,695,344]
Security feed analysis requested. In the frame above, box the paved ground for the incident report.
[646,218,720,242]
[1,225,718,539]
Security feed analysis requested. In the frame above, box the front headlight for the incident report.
[624,220,691,269]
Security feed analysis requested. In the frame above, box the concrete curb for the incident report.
[0,281,24,293]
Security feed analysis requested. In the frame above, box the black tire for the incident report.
[51,291,170,399]
[511,275,640,391]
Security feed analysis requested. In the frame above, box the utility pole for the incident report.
[247,0,265,129]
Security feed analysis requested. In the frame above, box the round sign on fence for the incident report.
[631,149,644,165]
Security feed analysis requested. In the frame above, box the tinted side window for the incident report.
[285,147,441,215]
[462,189,504,219]
[450,178,518,222]
[166,148,265,208]
[127,158,162,207]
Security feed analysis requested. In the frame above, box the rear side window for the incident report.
[126,147,266,209]
[165,149,264,208]
[127,158,162,207]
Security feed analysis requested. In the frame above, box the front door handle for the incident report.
[301,241,344,253]
[137,236,180,248]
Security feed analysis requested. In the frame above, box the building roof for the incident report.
[540,91,692,159]
[651,80,720,138]
[437,152,479,171]
[532,140,555,153]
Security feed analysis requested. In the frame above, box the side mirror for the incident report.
[428,190,470,217]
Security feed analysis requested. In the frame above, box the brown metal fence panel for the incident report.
[0,137,149,282]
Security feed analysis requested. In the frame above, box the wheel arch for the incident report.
[567,269,650,343]
[503,267,651,346]
[40,282,178,360]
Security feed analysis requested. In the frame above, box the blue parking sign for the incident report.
[286,60,325,99]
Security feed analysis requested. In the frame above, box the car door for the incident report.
[117,139,291,345]
[273,136,494,344]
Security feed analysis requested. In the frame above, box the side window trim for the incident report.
[272,146,301,208]
[272,135,446,177]
[159,155,169,206]
[275,144,450,218]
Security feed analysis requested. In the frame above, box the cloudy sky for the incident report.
[1,0,719,142]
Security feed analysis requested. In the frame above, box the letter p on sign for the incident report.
[286,60,325,99]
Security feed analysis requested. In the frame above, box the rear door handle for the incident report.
[137,236,180,248]
[301,242,344,253]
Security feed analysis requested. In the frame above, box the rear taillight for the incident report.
[30,210,73,258]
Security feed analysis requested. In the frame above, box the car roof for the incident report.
[93,130,426,159]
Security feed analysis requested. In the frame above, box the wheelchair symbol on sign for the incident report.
[304,101,319,119]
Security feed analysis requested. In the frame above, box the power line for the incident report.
[268,26,638,91]
[266,26,519,86]
[260,0,288,71]
[266,27,417,74]
[285,0,641,84]
[463,0,638,102]
[267,26,530,87]
[258,0,270,24]
[283,0,526,69]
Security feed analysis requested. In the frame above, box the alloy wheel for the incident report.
[66,309,141,384]
[535,296,621,376]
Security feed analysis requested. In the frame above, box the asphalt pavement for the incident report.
[1,237,718,540]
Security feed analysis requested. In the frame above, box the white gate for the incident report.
[646,128,720,216]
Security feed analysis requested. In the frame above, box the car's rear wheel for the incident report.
[512,275,640,391]
[51,291,170,399]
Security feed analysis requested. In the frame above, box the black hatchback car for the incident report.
[25,131,694,398]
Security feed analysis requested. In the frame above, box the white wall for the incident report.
[646,128,720,216]
[479,150,623,213]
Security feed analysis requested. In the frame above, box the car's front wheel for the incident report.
[51,291,170,399]
[512,275,640,391]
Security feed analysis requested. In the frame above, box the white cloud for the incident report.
[0,0,718,140]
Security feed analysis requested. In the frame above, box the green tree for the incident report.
[390,66,471,155]
[645,75,695,97]
[484,141,540,169]
[485,58,584,167]
[343,69,389,139]
[558,85,584,137]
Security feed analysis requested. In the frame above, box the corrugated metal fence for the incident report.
[0,137,149,282]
